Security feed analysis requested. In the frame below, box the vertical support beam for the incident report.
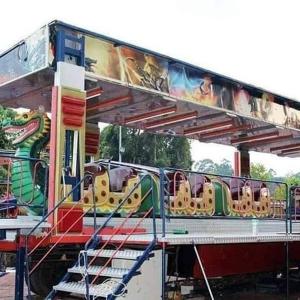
[119,126,122,162]
[285,241,289,300]
[15,244,25,300]
[48,26,86,225]
[48,87,59,226]
[234,149,250,177]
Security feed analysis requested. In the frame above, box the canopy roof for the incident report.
[1,20,300,157]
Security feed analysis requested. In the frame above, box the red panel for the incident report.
[62,96,85,106]
[0,240,17,251]
[86,146,99,155]
[86,133,100,139]
[62,106,85,116]
[63,117,83,127]
[193,243,300,278]
[57,206,83,233]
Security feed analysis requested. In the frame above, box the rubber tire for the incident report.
[28,260,71,297]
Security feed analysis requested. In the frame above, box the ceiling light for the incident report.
[124,106,177,124]
[145,111,198,129]
[86,87,103,100]
[231,132,279,145]
[184,120,233,136]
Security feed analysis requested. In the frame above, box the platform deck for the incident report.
[0,216,50,230]
[84,217,300,245]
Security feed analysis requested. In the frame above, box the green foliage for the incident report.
[100,125,192,169]
[0,106,16,150]
[194,158,233,176]
[250,163,276,181]
[274,173,300,200]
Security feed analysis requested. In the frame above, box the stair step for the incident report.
[68,265,134,278]
[87,249,145,260]
[53,280,120,297]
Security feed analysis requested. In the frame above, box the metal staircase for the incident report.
[53,243,155,299]
[46,172,157,300]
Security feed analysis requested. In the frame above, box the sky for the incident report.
[1,0,300,176]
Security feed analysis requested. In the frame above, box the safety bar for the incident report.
[161,167,289,222]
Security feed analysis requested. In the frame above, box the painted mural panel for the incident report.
[85,36,121,80]
[83,32,300,131]
[168,66,219,107]
[85,36,169,92]
[0,27,48,85]
[233,88,252,117]
[119,47,169,92]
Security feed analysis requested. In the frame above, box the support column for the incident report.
[15,241,25,300]
[234,149,250,177]
[47,26,86,228]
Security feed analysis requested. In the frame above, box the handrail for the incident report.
[163,166,287,185]
[0,152,48,165]
[161,167,289,222]
[91,208,153,285]
[0,154,49,216]
[26,174,92,237]
[25,173,96,300]
[82,172,156,299]
[84,173,155,251]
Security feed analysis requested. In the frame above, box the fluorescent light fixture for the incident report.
[162,95,177,102]
[124,106,177,124]
[145,111,198,129]
[87,95,131,112]
[199,124,251,140]
[231,132,279,145]
[271,143,300,152]
[85,72,98,82]
[226,112,238,118]
[184,120,233,136]
[281,147,300,154]
[86,87,103,100]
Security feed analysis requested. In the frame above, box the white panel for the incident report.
[113,250,163,300]
[54,62,85,90]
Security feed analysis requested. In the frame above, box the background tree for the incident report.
[100,125,192,169]
[194,158,233,175]
[250,163,276,180]
[0,106,16,150]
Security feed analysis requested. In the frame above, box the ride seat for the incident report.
[189,174,206,197]
[251,181,266,202]
[231,178,245,200]
[108,166,135,192]
[84,163,105,187]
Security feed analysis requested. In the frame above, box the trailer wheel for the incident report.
[27,258,73,296]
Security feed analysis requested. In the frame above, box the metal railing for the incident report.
[161,167,289,221]
[80,171,157,299]
[0,153,49,217]
[289,186,300,234]
[25,173,96,300]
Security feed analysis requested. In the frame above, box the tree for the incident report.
[99,125,192,169]
[250,163,276,180]
[194,158,233,176]
[0,106,16,150]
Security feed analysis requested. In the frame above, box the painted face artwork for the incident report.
[82,34,300,131]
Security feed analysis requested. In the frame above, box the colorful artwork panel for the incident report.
[85,36,121,80]
[119,47,169,92]
[0,27,47,85]
[169,66,219,107]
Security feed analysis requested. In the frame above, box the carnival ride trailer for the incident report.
[1,21,300,299]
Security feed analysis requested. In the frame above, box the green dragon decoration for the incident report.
[3,110,50,215]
